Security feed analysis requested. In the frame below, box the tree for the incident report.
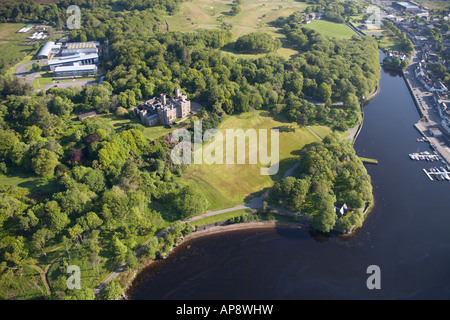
[68,224,84,246]
[45,200,70,234]
[83,169,106,193]
[144,237,159,259]
[0,130,19,160]
[318,82,332,103]
[99,279,123,300]
[32,149,59,176]
[23,126,43,143]
[235,32,281,54]
[310,193,337,233]
[31,228,53,257]
[67,149,87,165]
[85,211,103,230]
[230,5,241,16]
[172,185,209,218]
[117,160,141,191]
[111,236,128,264]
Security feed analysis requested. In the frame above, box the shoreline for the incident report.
[119,80,380,298]
[114,66,383,300]
[123,220,305,299]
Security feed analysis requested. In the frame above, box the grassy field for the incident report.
[302,20,355,39]
[32,72,54,89]
[417,1,450,10]
[0,172,58,196]
[0,23,36,74]
[165,0,307,60]
[182,111,325,211]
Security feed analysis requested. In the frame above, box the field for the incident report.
[32,72,54,89]
[97,113,185,141]
[302,20,355,39]
[417,1,450,10]
[0,23,36,74]
[182,111,325,211]
[165,0,307,60]
[0,172,58,196]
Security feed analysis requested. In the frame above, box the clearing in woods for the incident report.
[165,0,307,59]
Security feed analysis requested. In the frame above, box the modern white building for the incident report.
[54,64,98,77]
[37,41,61,58]
[47,53,99,71]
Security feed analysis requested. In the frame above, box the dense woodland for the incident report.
[268,134,373,233]
[0,0,380,299]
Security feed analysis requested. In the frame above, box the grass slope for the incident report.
[183,111,324,211]
[302,20,355,39]
[165,0,306,60]
[0,23,36,74]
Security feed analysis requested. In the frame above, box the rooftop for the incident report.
[54,65,97,72]
[395,1,420,9]
[48,53,99,66]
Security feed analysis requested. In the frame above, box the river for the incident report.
[127,56,450,300]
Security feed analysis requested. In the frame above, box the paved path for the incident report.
[306,126,323,141]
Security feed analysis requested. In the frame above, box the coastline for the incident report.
[122,220,304,299]
[119,80,381,298]
[115,67,383,300]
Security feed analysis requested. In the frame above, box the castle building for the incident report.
[136,88,191,126]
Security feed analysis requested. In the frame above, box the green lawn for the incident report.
[417,1,450,10]
[303,20,355,39]
[97,113,183,141]
[0,172,58,195]
[376,32,404,52]
[165,0,306,60]
[32,72,54,89]
[0,23,36,74]
[183,111,325,211]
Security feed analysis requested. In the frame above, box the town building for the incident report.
[392,1,423,13]
[136,88,191,126]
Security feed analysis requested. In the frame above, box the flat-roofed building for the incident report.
[48,53,99,71]
[54,64,98,77]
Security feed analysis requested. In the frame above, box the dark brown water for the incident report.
[128,60,450,300]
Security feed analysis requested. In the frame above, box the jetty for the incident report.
[422,167,450,181]
[358,156,378,164]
